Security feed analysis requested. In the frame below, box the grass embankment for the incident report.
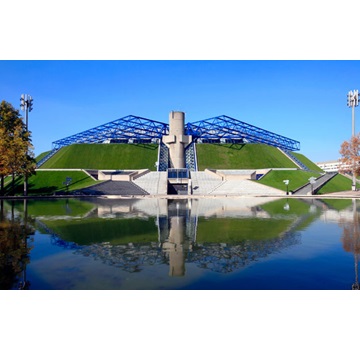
[36,151,51,163]
[40,143,159,170]
[4,170,97,195]
[258,170,318,192]
[196,143,299,170]
[15,143,347,196]
[316,173,354,194]
[259,171,354,194]
[290,152,323,172]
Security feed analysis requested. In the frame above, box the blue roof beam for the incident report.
[52,115,169,149]
[186,115,300,151]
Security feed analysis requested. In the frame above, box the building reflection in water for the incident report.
[3,197,360,289]
[159,200,195,277]
[38,197,303,277]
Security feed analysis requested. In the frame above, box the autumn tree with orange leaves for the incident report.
[339,134,360,176]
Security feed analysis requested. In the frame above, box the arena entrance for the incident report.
[167,168,190,195]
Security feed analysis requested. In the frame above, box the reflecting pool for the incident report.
[1,197,360,290]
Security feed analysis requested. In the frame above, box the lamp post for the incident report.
[283,179,289,195]
[347,90,359,191]
[309,177,316,195]
[20,94,33,196]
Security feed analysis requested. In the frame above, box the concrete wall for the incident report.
[162,111,192,168]
[98,169,149,181]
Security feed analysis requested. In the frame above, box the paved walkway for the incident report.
[293,172,337,195]
[320,190,360,198]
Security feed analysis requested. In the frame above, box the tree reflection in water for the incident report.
[339,199,360,290]
[0,200,34,290]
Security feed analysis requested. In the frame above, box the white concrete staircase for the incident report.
[209,179,285,196]
[133,171,168,195]
[190,171,223,195]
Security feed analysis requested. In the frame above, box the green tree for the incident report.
[0,100,36,195]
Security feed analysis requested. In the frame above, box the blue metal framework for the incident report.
[52,115,169,149]
[37,113,301,168]
[186,115,300,151]
[50,114,299,152]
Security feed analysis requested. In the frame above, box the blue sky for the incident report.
[0,60,359,162]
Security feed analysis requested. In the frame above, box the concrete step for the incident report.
[81,180,149,195]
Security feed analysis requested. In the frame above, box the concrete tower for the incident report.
[162,111,192,168]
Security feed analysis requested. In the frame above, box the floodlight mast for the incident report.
[347,90,359,191]
[20,94,33,196]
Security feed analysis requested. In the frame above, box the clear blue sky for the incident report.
[1,60,359,162]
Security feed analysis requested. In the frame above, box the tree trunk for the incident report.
[0,175,3,195]
[12,173,15,196]
[0,199,3,221]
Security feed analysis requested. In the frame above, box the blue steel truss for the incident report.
[186,115,300,151]
[52,115,169,149]
[50,114,299,152]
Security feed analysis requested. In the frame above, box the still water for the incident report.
[1,196,359,290]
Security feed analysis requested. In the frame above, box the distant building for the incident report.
[316,160,340,172]
[316,160,351,173]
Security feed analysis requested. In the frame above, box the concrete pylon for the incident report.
[162,111,192,168]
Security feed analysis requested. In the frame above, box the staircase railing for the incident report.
[279,148,311,171]
[36,147,62,168]
[185,142,197,171]
[157,142,169,171]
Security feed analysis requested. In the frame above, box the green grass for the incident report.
[259,171,356,195]
[196,143,298,170]
[290,152,323,172]
[4,170,98,195]
[316,173,354,194]
[36,151,51,162]
[40,143,159,170]
[258,169,316,192]
[5,143,334,196]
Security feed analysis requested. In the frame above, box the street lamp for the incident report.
[347,90,359,191]
[309,176,316,195]
[20,94,33,196]
[283,179,289,195]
